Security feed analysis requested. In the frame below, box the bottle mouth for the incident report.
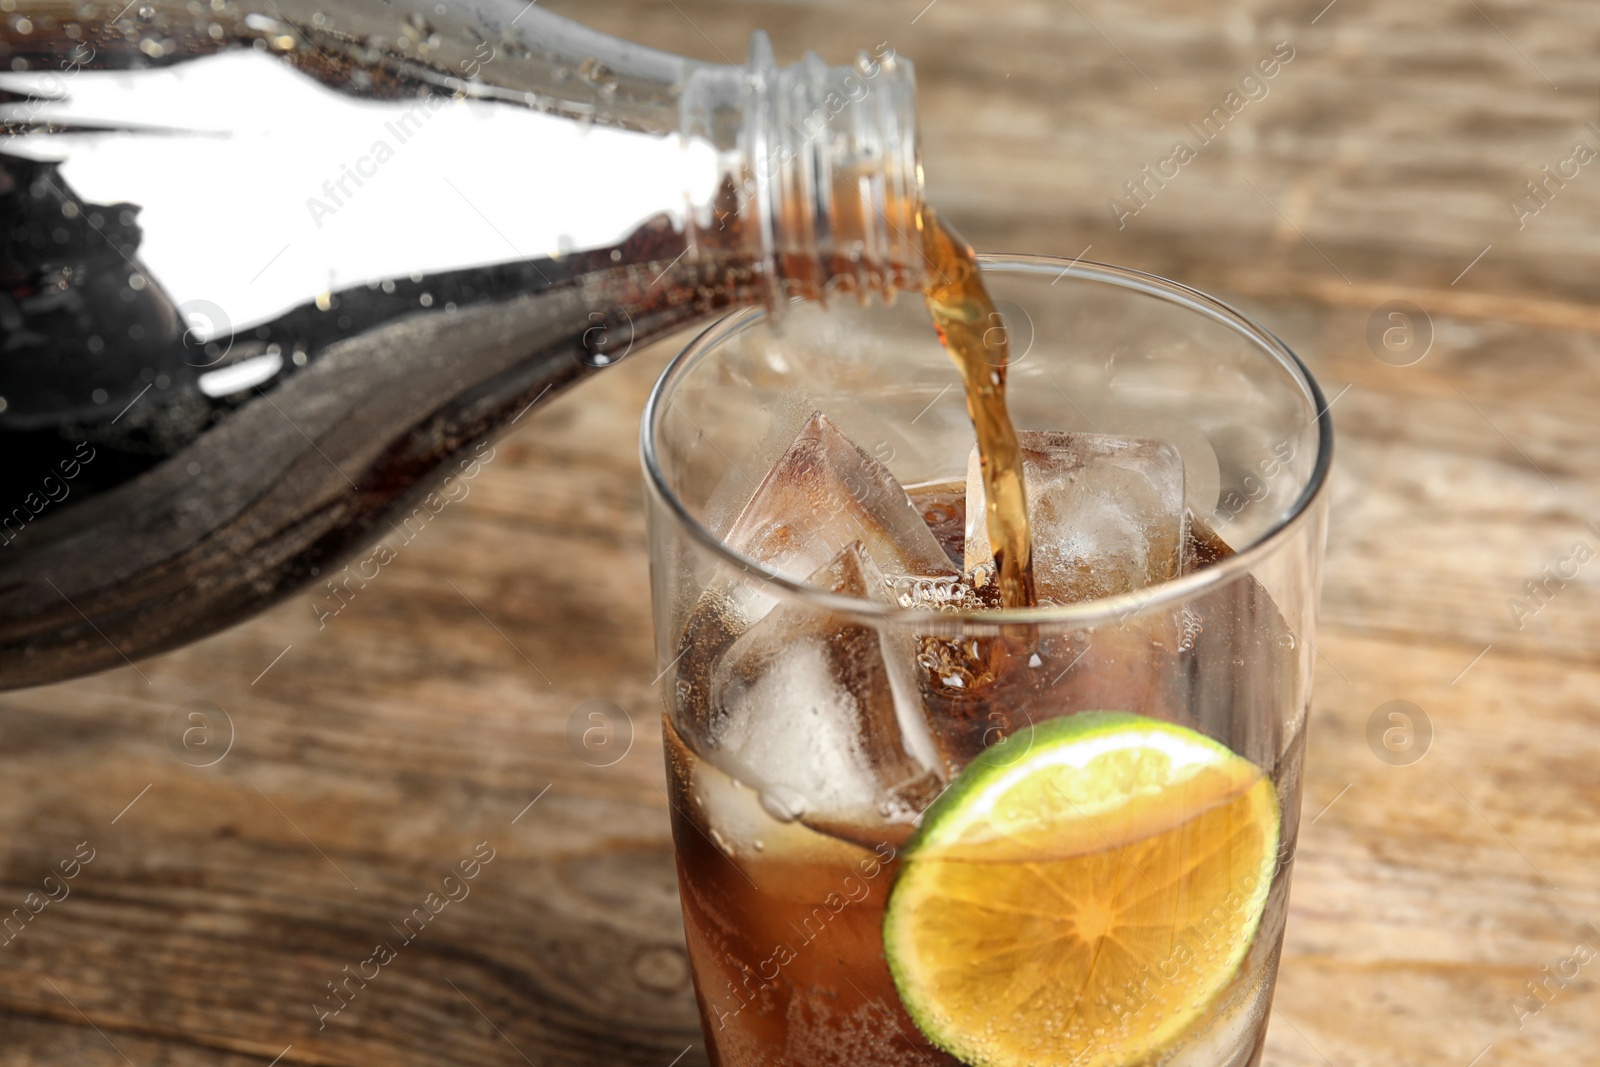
[681,33,925,313]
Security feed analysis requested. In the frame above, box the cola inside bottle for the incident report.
[0,0,940,687]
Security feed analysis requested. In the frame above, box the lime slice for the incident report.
[883,711,1280,1067]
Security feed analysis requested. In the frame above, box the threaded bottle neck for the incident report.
[681,33,925,313]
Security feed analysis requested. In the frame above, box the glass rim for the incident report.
[640,253,1335,627]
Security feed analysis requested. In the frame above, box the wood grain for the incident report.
[4,0,1599,1064]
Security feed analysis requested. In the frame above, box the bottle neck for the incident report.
[681,33,926,312]
[0,5,923,318]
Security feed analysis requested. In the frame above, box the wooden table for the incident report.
[4,1,1596,1063]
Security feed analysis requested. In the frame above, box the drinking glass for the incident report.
[641,254,1332,1067]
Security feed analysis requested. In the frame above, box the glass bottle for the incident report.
[0,0,925,688]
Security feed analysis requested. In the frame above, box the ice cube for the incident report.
[724,412,956,584]
[965,431,1188,605]
[705,542,943,828]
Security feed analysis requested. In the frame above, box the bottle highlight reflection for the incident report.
[0,1,923,688]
